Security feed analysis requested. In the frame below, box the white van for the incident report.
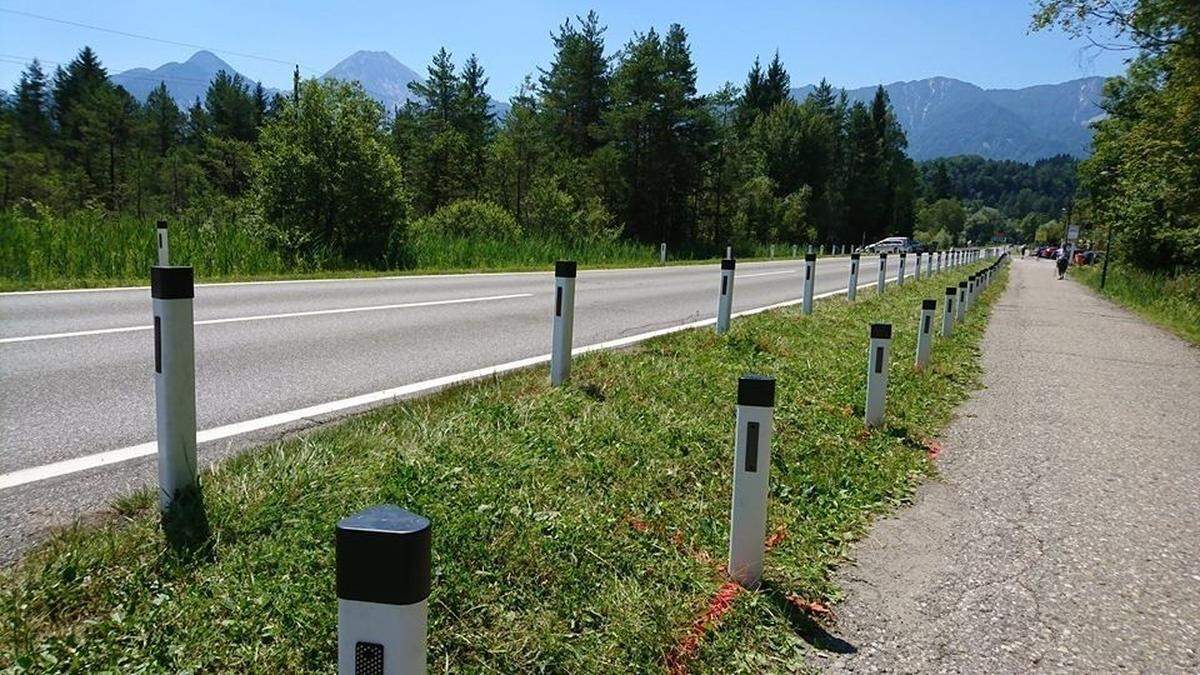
[863,237,914,253]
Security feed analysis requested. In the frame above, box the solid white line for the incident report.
[740,270,796,278]
[0,293,534,344]
[0,271,922,490]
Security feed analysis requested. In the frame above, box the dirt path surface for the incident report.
[823,258,1200,673]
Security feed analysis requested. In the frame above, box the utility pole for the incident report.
[1100,220,1114,289]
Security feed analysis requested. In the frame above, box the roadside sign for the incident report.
[1067,224,1080,242]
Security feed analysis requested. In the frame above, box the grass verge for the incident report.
[0,210,820,292]
[0,262,1006,672]
[1073,263,1200,346]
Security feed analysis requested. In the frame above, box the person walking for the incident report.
[1055,247,1069,280]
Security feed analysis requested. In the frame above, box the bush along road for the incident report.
[1,255,1008,672]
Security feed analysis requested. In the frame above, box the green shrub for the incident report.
[410,199,520,241]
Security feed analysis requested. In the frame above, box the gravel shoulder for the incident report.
[823,257,1200,673]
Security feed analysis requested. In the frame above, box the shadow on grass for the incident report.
[761,581,857,655]
[161,484,213,562]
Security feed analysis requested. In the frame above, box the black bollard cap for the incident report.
[804,253,816,262]
[850,253,860,260]
[151,266,193,299]
[555,260,577,278]
[945,286,956,295]
[156,219,168,230]
[737,374,775,407]
[871,323,892,340]
[879,253,888,259]
[922,299,937,310]
[337,504,432,606]
[900,252,907,258]
[721,258,736,270]
[959,281,968,288]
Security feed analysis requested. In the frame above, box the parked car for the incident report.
[862,237,924,253]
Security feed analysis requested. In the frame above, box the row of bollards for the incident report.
[331,248,1008,669]
[145,217,1000,672]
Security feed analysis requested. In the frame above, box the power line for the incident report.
[0,7,316,74]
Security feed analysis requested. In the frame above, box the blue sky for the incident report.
[1,1,1128,97]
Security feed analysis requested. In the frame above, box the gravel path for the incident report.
[823,258,1200,673]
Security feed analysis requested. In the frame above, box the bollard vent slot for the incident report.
[745,422,760,473]
[354,642,384,675]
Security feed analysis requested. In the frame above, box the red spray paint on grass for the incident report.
[665,580,742,675]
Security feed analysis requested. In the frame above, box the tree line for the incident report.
[1034,0,1199,273]
[1,13,928,267]
[4,11,1113,270]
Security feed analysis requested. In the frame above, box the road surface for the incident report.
[1,253,934,561]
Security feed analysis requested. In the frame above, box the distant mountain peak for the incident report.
[184,50,229,70]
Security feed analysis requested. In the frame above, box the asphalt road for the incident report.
[0,254,944,560]
[825,258,1200,672]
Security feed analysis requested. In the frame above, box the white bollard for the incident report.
[726,245,733,259]
[819,244,825,256]
[156,219,170,266]
[152,266,197,511]
[865,323,892,427]
[936,251,942,273]
[966,275,975,312]
[716,258,735,334]
[848,253,860,300]
[897,252,907,286]
[956,281,967,321]
[802,253,816,315]
[915,299,935,369]
[660,242,667,264]
[727,374,775,589]
[791,244,797,258]
[942,286,956,337]
[913,252,922,280]
[877,253,888,293]
[336,504,430,675]
[550,261,576,386]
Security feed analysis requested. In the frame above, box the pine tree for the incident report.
[736,57,766,130]
[13,59,52,146]
[538,10,611,156]
[205,70,256,142]
[145,82,183,156]
[763,51,791,108]
[51,47,109,149]
[457,54,495,194]
[409,48,460,126]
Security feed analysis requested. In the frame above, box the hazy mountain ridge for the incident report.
[111,51,272,105]
[791,75,1106,161]
[114,49,509,118]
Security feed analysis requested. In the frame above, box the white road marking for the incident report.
[0,293,534,344]
[0,273,909,490]
[740,270,795,278]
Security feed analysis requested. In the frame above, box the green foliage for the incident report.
[2,18,928,286]
[1034,0,1200,272]
[255,79,408,265]
[915,198,967,248]
[410,199,519,241]
[918,154,1078,221]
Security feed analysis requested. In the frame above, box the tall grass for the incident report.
[1074,263,1200,345]
[0,209,284,289]
[0,208,815,291]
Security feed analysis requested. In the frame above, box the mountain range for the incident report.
[791,76,1106,162]
[111,50,1105,162]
